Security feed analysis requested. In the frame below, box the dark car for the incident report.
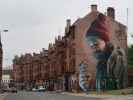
[9,87,17,93]
[4,87,17,93]
[0,89,5,93]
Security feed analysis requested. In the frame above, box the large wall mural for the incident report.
[79,13,128,93]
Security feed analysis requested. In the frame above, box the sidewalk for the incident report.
[61,92,133,100]
[62,92,112,99]
[107,96,133,100]
[0,93,8,100]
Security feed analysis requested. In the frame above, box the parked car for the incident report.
[32,88,37,92]
[37,86,46,92]
[9,87,17,93]
[32,86,47,92]
[26,87,32,91]
[3,87,17,93]
[0,89,5,93]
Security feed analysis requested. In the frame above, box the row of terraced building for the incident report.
[12,5,128,92]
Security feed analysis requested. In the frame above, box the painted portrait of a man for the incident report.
[79,13,128,94]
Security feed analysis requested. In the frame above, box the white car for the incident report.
[32,86,46,92]
[32,88,37,91]
[37,86,46,92]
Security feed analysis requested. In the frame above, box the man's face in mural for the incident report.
[86,36,106,52]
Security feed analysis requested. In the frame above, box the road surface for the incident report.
[2,91,102,100]
[1,91,133,100]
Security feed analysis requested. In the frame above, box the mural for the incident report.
[79,61,90,93]
[79,13,128,93]
[107,47,128,89]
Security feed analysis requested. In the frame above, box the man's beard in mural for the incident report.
[79,49,105,92]
[79,62,90,92]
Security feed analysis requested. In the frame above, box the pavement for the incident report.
[61,92,133,100]
[106,96,133,100]
[0,93,8,100]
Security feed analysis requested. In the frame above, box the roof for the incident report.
[73,10,126,29]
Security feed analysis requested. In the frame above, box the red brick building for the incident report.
[12,5,127,91]
[68,5,127,92]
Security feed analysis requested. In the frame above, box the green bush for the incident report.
[128,45,133,68]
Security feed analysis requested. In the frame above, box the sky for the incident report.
[0,0,132,67]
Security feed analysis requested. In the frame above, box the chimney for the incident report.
[58,35,61,40]
[107,7,115,19]
[55,37,58,43]
[65,19,71,33]
[42,48,45,51]
[91,4,97,12]
[33,52,36,56]
[48,43,52,49]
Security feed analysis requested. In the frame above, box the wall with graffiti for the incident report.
[74,11,127,92]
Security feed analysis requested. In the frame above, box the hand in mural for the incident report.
[107,47,128,89]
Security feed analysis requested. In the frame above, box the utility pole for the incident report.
[0,29,8,90]
[127,8,128,29]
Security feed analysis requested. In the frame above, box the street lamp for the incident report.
[0,29,8,89]
[0,29,8,40]
[0,29,8,44]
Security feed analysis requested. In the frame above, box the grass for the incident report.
[128,65,133,69]
[107,87,133,95]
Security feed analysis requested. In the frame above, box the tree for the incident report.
[128,45,133,69]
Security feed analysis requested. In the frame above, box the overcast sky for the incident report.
[0,0,132,67]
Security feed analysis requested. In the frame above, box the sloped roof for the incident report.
[72,10,126,29]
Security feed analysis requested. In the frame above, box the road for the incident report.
[1,91,133,100]
[2,91,103,100]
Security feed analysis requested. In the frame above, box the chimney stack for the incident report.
[91,4,97,12]
[42,48,45,51]
[65,19,71,33]
[107,7,115,19]
[66,19,71,28]
[58,35,61,40]
[48,43,52,49]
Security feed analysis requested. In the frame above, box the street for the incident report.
[1,91,133,100]
[2,91,103,100]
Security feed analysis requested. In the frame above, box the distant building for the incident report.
[0,34,3,86]
[12,5,127,92]
[1,67,13,88]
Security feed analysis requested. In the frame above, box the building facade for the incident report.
[12,5,127,92]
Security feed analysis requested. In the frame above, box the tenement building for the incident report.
[12,5,127,92]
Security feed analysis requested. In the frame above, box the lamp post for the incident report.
[0,29,8,89]
[0,29,8,43]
